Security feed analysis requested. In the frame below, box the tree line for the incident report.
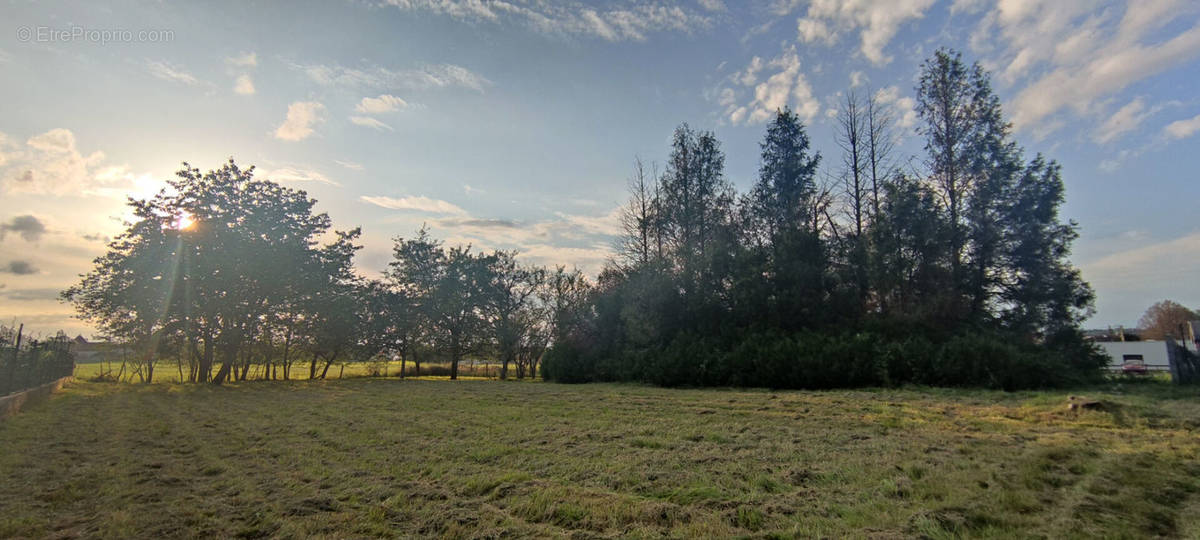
[63,162,588,383]
[540,49,1106,390]
[65,48,1105,389]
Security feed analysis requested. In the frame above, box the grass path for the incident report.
[2,379,1199,538]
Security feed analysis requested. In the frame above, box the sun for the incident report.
[175,212,195,230]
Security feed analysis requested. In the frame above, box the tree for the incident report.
[485,251,545,380]
[743,108,827,329]
[1138,300,1198,340]
[865,88,897,219]
[869,175,953,322]
[544,266,591,345]
[617,157,660,270]
[998,156,1094,340]
[64,160,356,384]
[549,49,1100,389]
[388,230,493,380]
[836,90,868,240]
[302,229,365,380]
[835,91,870,310]
[916,48,991,314]
[658,123,735,316]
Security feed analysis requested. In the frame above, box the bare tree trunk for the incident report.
[319,352,338,379]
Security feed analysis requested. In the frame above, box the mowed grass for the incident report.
[2,380,1199,538]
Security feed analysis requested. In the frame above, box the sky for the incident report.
[1,0,1199,338]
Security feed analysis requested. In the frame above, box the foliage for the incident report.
[63,160,367,383]
[64,48,1102,392]
[1137,299,1198,340]
[545,49,1101,390]
[0,326,74,395]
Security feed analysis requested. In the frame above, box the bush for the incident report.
[545,326,1104,391]
[541,342,595,384]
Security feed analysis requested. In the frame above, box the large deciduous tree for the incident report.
[1138,300,1198,340]
[64,160,360,384]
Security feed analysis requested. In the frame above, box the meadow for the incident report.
[1,378,1198,538]
[71,359,506,383]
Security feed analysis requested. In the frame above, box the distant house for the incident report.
[1094,341,1170,373]
[71,335,109,364]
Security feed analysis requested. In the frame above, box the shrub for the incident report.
[544,326,1104,391]
[541,342,595,384]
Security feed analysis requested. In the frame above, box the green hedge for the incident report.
[543,329,1105,391]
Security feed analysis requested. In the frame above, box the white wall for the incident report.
[1096,341,1170,370]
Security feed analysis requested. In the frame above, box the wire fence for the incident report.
[1,324,76,396]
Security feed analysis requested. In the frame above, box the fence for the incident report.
[1,324,77,396]
[1166,337,1200,385]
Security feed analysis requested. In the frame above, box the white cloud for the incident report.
[380,0,713,42]
[724,48,820,125]
[360,195,468,216]
[425,205,624,277]
[1082,230,1200,324]
[233,74,255,95]
[849,70,866,88]
[719,49,820,125]
[355,94,408,114]
[874,86,918,130]
[261,167,340,186]
[796,18,835,45]
[735,56,764,86]
[145,59,199,85]
[698,0,726,12]
[296,62,491,93]
[334,160,364,171]
[794,0,937,65]
[225,51,257,95]
[0,128,157,198]
[967,0,1200,135]
[1093,97,1155,144]
[1165,112,1200,140]
[553,207,624,237]
[349,116,394,131]
[226,52,258,67]
[274,101,326,141]
[2,129,104,194]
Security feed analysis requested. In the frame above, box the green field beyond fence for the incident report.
[73,359,519,383]
[2,379,1198,538]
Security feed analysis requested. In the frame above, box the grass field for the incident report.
[72,360,509,383]
[2,379,1199,538]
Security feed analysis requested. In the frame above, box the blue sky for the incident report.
[2,0,1199,337]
